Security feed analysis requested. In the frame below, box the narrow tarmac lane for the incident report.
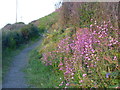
[2,39,41,88]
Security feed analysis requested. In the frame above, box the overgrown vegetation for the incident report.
[26,2,119,88]
[25,49,62,88]
[2,23,40,77]
[2,24,39,50]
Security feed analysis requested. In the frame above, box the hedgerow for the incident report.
[2,24,39,50]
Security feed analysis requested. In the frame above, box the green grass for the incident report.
[38,12,58,33]
[25,48,62,88]
[2,37,41,78]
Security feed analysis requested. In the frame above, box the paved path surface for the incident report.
[2,39,41,88]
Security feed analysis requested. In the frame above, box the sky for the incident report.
[0,0,60,29]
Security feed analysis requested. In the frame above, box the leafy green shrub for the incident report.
[2,24,39,51]
[2,23,41,77]
[20,24,39,41]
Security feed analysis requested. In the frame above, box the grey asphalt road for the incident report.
[2,39,41,88]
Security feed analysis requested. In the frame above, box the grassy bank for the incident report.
[25,2,119,88]
[25,48,62,88]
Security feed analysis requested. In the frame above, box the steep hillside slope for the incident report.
[26,2,119,88]
[30,12,58,33]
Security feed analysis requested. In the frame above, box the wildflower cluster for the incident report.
[41,20,119,88]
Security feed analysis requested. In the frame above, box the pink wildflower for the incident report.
[113,56,117,60]
[58,61,63,67]
[90,24,93,27]
[59,67,63,70]
[66,83,69,86]
[82,74,87,77]
[80,80,83,83]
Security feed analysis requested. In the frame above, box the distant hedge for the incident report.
[2,24,39,50]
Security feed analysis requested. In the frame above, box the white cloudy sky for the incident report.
[0,0,60,29]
